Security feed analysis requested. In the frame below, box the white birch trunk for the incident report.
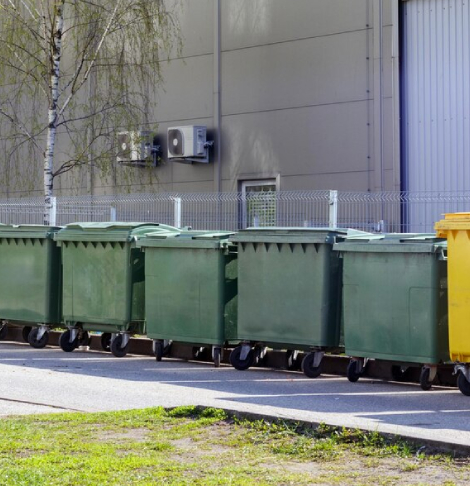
[44,1,65,226]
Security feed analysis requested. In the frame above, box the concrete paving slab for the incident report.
[1,342,469,452]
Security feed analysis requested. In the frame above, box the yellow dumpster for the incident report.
[435,213,470,396]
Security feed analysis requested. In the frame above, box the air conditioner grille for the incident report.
[168,129,184,156]
[117,133,131,160]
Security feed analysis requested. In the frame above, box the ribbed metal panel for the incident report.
[403,0,470,193]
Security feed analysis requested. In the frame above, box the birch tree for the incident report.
[0,0,180,223]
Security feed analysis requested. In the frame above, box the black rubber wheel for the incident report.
[22,326,32,343]
[154,341,164,362]
[391,365,410,382]
[59,330,78,353]
[78,331,90,347]
[457,373,470,396]
[110,334,129,358]
[213,347,221,368]
[347,360,362,383]
[229,345,255,371]
[0,323,8,341]
[301,352,323,378]
[419,367,433,391]
[28,328,49,349]
[100,333,112,352]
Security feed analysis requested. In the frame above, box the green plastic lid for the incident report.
[0,224,61,239]
[230,227,356,245]
[334,233,447,254]
[138,230,235,249]
[55,222,179,243]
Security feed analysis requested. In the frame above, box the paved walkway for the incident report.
[1,342,469,452]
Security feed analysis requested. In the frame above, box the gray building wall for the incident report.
[144,0,400,196]
[0,0,401,197]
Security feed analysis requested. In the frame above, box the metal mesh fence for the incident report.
[0,197,46,225]
[0,190,468,232]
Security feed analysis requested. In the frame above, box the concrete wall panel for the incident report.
[221,101,370,182]
[152,56,213,123]
[222,0,369,50]
[166,0,213,58]
[222,30,370,115]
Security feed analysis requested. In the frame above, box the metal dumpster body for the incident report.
[230,228,347,377]
[55,222,179,356]
[0,225,62,348]
[335,234,449,390]
[139,231,237,367]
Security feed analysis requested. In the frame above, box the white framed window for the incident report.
[240,179,277,228]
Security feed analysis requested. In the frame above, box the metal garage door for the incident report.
[402,0,470,227]
[403,0,470,191]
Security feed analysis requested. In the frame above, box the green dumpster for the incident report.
[137,231,237,367]
[0,225,62,348]
[229,228,348,377]
[334,234,449,390]
[55,222,179,357]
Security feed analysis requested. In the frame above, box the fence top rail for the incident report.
[4,189,470,206]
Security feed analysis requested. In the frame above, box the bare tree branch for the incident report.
[0,105,42,151]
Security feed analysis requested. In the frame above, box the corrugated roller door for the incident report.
[402,0,470,228]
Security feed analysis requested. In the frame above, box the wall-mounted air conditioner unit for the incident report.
[167,125,211,163]
[117,131,158,166]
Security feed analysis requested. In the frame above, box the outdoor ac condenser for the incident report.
[167,125,209,162]
[116,131,154,164]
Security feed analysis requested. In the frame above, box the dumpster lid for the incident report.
[138,230,235,249]
[334,233,447,253]
[230,227,360,244]
[0,224,61,239]
[55,222,179,243]
[435,212,470,233]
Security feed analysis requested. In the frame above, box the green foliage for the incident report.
[200,407,227,420]
[167,406,199,418]
[0,0,182,195]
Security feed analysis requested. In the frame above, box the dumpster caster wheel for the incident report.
[419,367,433,391]
[192,347,205,360]
[0,323,7,341]
[391,365,410,382]
[347,360,362,383]
[153,340,172,361]
[213,347,222,368]
[457,373,470,396]
[154,341,164,362]
[286,350,300,371]
[229,346,255,371]
[301,353,323,378]
[100,333,112,352]
[22,326,32,343]
[59,330,78,353]
[110,334,129,358]
[78,331,90,347]
[28,328,49,349]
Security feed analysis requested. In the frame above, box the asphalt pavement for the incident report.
[1,341,469,453]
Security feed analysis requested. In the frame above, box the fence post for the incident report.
[110,206,117,222]
[329,190,338,228]
[50,196,57,226]
[174,197,182,228]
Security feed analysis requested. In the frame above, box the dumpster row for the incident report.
[0,218,468,395]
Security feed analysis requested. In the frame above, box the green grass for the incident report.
[0,406,468,485]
